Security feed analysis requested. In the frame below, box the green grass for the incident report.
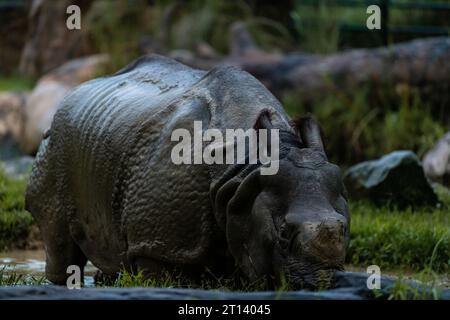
[0,266,47,286]
[97,268,271,292]
[348,201,449,273]
[0,168,33,251]
[388,280,439,300]
[387,266,446,300]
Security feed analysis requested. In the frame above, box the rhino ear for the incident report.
[254,110,273,130]
[254,110,276,154]
[292,116,327,158]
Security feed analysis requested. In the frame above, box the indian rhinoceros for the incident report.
[25,54,350,289]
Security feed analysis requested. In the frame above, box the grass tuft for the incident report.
[0,266,47,286]
[348,202,449,273]
[98,268,271,292]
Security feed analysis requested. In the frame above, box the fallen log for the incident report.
[169,23,450,121]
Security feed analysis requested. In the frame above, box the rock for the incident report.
[0,271,448,300]
[344,150,438,207]
[20,54,109,154]
[423,132,450,187]
[0,156,34,179]
[0,92,28,160]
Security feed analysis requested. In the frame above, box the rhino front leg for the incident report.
[26,162,88,284]
[33,196,87,285]
[28,192,88,285]
[43,230,88,285]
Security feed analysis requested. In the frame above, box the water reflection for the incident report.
[0,250,97,286]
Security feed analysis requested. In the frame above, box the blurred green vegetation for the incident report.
[87,0,154,74]
[291,1,343,53]
[0,76,34,92]
[0,168,32,251]
[87,0,293,73]
[168,0,293,53]
[283,87,446,164]
[291,0,450,52]
[87,0,449,62]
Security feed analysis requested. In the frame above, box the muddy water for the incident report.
[0,250,46,275]
[0,249,97,286]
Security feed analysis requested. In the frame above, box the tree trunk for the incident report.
[19,0,93,78]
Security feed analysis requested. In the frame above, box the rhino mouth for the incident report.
[280,258,344,290]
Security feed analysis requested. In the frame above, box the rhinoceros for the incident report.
[26,55,349,288]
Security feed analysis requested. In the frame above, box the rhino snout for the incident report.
[286,214,347,263]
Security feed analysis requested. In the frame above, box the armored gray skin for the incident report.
[26,55,349,288]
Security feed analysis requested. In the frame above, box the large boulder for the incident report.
[423,132,450,187]
[344,150,438,207]
[20,54,109,154]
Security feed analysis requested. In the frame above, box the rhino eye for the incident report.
[333,195,349,219]
[279,223,288,238]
